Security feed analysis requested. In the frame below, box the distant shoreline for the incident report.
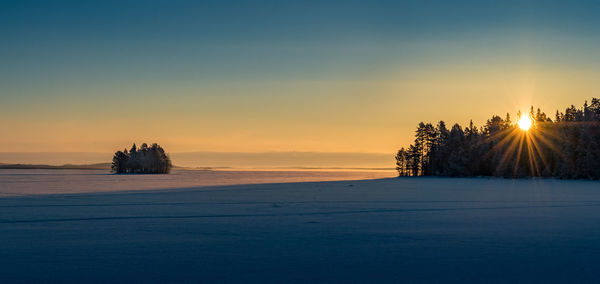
[0,163,111,170]
[0,152,393,169]
[0,163,394,172]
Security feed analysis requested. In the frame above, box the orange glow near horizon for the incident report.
[1,64,598,154]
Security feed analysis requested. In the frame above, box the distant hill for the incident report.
[0,152,112,165]
[0,163,111,170]
[0,151,394,169]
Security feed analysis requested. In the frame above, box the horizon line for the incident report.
[0,151,394,155]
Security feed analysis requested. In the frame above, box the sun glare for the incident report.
[518,116,532,131]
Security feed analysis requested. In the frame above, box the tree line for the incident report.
[396,98,600,179]
[112,143,172,174]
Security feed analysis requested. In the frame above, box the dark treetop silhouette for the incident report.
[112,143,172,174]
[396,98,600,179]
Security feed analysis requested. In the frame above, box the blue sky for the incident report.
[1,0,599,153]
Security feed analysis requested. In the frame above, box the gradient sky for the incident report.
[1,0,599,154]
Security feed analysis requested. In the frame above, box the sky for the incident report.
[1,0,600,155]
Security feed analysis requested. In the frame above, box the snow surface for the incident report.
[0,169,395,197]
[2,172,600,282]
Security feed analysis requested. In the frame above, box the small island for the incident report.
[111,143,172,174]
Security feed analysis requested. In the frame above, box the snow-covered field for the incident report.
[2,170,600,282]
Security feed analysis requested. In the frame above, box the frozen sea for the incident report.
[2,169,600,283]
[0,169,395,197]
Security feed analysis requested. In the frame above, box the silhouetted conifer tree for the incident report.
[395,148,408,176]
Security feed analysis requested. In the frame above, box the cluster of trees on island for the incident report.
[396,98,600,179]
[112,143,172,174]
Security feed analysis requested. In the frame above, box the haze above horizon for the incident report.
[0,151,394,168]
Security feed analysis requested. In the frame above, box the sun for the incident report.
[518,116,532,131]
